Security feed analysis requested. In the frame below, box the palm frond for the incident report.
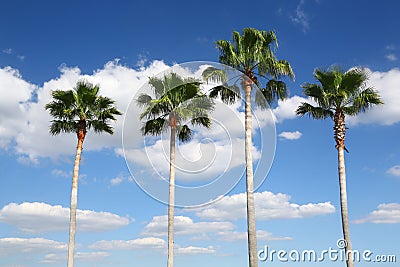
[141,117,167,136]
[49,120,77,135]
[177,124,193,143]
[202,67,228,84]
[209,84,240,105]
[296,102,333,119]
[343,87,383,115]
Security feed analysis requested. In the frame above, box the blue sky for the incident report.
[1,0,400,266]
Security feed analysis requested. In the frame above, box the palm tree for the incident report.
[203,28,294,267]
[137,72,214,267]
[45,80,122,267]
[296,67,383,267]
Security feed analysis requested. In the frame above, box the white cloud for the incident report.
[88,237,165,250]
[141,215,234,237]
[0,202,130,233]
[0,67,35,149]
[176,246,216,255]
[40,251,110,264]
[217,230,292,242]
[387,165,400,176]
[291,0,309,32]
[2,48,13,54]
[353,203,400,224]
[273,95,308,123]
[51,169,70,178]
[194,191,335,221]
[0,238,66,255]
[385,54,397,61]
[110,176,124,186]
[347,68,400,125]
[278,131,302,140]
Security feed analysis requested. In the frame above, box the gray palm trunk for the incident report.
[244,81,258,267]
[338,147,354,267]
[167,116,176,267]
[334,110,354,267]
[67,134,85,267]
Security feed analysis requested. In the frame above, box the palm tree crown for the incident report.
[296,67,383,148]
[137,72,214,140]
[204,27,294,106]
[45,80,122,138]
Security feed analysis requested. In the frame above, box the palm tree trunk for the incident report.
[167,121,176,267]
[244,81,258,267]
[334,110,354,267]
[337,147,354,267]
[67,131,85,267]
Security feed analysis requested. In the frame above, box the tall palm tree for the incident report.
[45,80,122,267]
[296,67,383,267]
[137,72,214,267]
[203,28,294,267]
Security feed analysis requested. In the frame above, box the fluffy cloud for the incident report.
[353,203,400,224]
[0,238,66,255]
[278,131,302,140]
[387,165,400,177]
[194,191,335,221]
[88,237,165,250]
[273,95,308,123]
[0,202,130,233]
[348,68,400,125]
[141,215,234,237]
[0,67,35,149]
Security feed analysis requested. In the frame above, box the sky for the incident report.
[1,0,400,266]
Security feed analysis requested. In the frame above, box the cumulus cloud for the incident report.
[88,237,165,250]
[353,203,400,224]
[347,68,400,125]
[0,238,66,255]
[273,95,308,123]
[0,202,130,233]
[141,215,234,237]
[278,131,302,140]
[0,67,35,149]
[386,165,400,177]
[194,191,335,221]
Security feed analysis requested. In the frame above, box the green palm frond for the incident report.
[296,102,334,119]
[343,87,384,115]
[209,84,240,105]
[177,124,193,143]
[141,117,167,136]
[49,120,78,135]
